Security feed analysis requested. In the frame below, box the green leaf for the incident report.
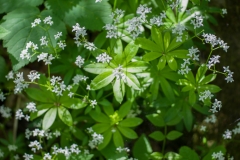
[100,99,114,116]
[0,56,7,82]
[143,52,162,61]
[0,25,10,39]
[110,38,123,55]
[167,50,188,59]
[203,145,226,160]
[146,114,165,127]
[166,55,177,71]
[113,129,124,147]
[113,79,125,104]
[189,89,196,106]
[133,134,152,160]
[185,71,196,85]
[164,32,171,50]
[124,61,148,73]
[25,88,52,102]
[92,123,111,133]
[199,74,217,85]
[0,0,43,14]
[167,33,188,52]
[135,38,162,52]
[98,128,112,150]
[58,106,73,127]
[166,130,183,140]
[196,64,207,83]
[118,101,132,119]
[42,108,57,130]
[118,126,138,139]
[123,41,139,63]
[157,56,166,70]
[89,110,110,123]
[198,84,221,93]
[179,146,200,160]
[90,71,115,90]
[159,77,175,102]
[119,118,143,127]
[151,27,164,51]
[183,104,193,132]
[125,72,140,90]
[84,63,112,74]
[30,104,52,120]
[166,8,177,23]
[192,103,210,115]
[64,0,112,31]
[149,131,165,141]
[150,152,164,160]
[61,98,87,109]
[164,152,181,160]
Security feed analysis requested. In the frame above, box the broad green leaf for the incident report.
[135,38,162,52]
[166,8,177,23]
[123,41,139,63]
[185,71,196,85]
[0,25,10,39]
[198,84,221,93]
[110,38,123,55]
[89,110,110,123]
[118,101,132,118]
[157,56,166,70]
[166,130,183,140]
[84,63,112,74]
[119,118,143,127]
[58,106,73,127]
[124,61,148,73]
[64,0,112,31]
[199,74,217,85]
[30,109,49,121]
[164,152,182,160]
[151,27,164,51]
[164,32,171,50]
[125,72,140,90]
[133,134,152,160]
[150,79,159,100]
[92,123,111,133]
[98,128,112,150]
[146,114,165,127]
[113,129,124,147]
[0,0,43,14]
[143,52,162,61]
[42,108,57,130]
[118,126,138,139]
[61,98,87,109]
[113,79,125,104]
[149,131,165,141]
[196,64,207,83]
[100,99,114,116]
[179,146,199,160]
[25,88,52,102]
[176,79,191,86]
[167,50,188,58]
[192,103,210,115]
[159,77,175,102]
[150,152,164,160]
[182,85,194,92]
[166,55,177,71]
[189,89,196,106]
[90,71,115,90]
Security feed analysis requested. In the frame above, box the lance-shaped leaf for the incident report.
[135,38,161,52]
[119,117,143,127]
[98,128,112,150]
[125,72,140,90]
[143,52,162,61]
[89,110,110,123]
[123,41,139,63]
[151,27,164,51]
[90,71,115,90]
[113,129,124,147]
[124,61,148,73]
[92,123,111,133]
[166,130,183,140]
[166,55,177,71]
[42,108,57,130]
[149,131,165,141]
[167,50,188,58]
[113,79,125,104]
[164,32,171,50]
[58,106,73,127]
[61,98,87,109]
[118,126,138,139]
[159,77,175,102]
[157,56,166,70]
[84,63,112,74]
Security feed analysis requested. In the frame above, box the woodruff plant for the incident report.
[0,0,236,159]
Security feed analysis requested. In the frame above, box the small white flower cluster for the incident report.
[202,33,229,52]
[0,149,4,158]
[190,14,204,29]
[116,147,130,153]
[96,52,112,63]
[222,129,232,139]
[29,140,42,153]
[43,153,52,160]
[15,109,30,121]
[187,46,200,61]
[87,127,104,149]
[26,102,37,112]
[52,144,81,158]
[126,5,151,39]
[0,105,11,118]
[20,41,38,60]
[150,11,166,26]
[169,0,180,10]
[31,16,53,28]
[54,32,62,39]
[8,144,18,151]
[72,23,87,47]
[207,55,220,69]
[223,66,234,83]
[23,153,33,160]
[222,8,227,15]
[72,74,88,85]
[209,99,222,113]
[103,9,125,39]
[90,99,97,108]
[212,151,225,160]
[112,65,126,81]
[199,90,213,102]
[178,58,191,75]
[200,125,206,132]
[75,55,85,68]
[232,122,240,135]
[6,72,29,94]
[95,0,102,2]
[0,89,6,102]
[40,36,48,46]
[25,128,60,140]
[204,114,217,123]
[50,76,73,96]
[37,52,55,65]
[27,71,40,82]
[57,41,67,50]
[127,106,142,118]
[84,42,96,51]
[172,23,186,42]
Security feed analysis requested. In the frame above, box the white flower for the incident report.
[27,71,40,82]
[209,99,222,113]
[223,129,232,139]
[190,14,204,29]
[200,125,206,132]
[5,71,14,80]
[95,0,102,2]
[90,100,97,108]
[23,153,33,160]
[15,109,24,120]
[84,42,96,51]
[75,56,85,68]
[199,90,213,102]
[40,36,48,46]
[43,153,52,160]
[54,32,62,39]
[96,52,112,63]
[112,65,126,81]
[8,144,18,151]
[222,8,227,15]
[0,105,11,118]
[43,16,53,26]
[0,90,6,102]
[26,102,37,112]
[58,41,66,50]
